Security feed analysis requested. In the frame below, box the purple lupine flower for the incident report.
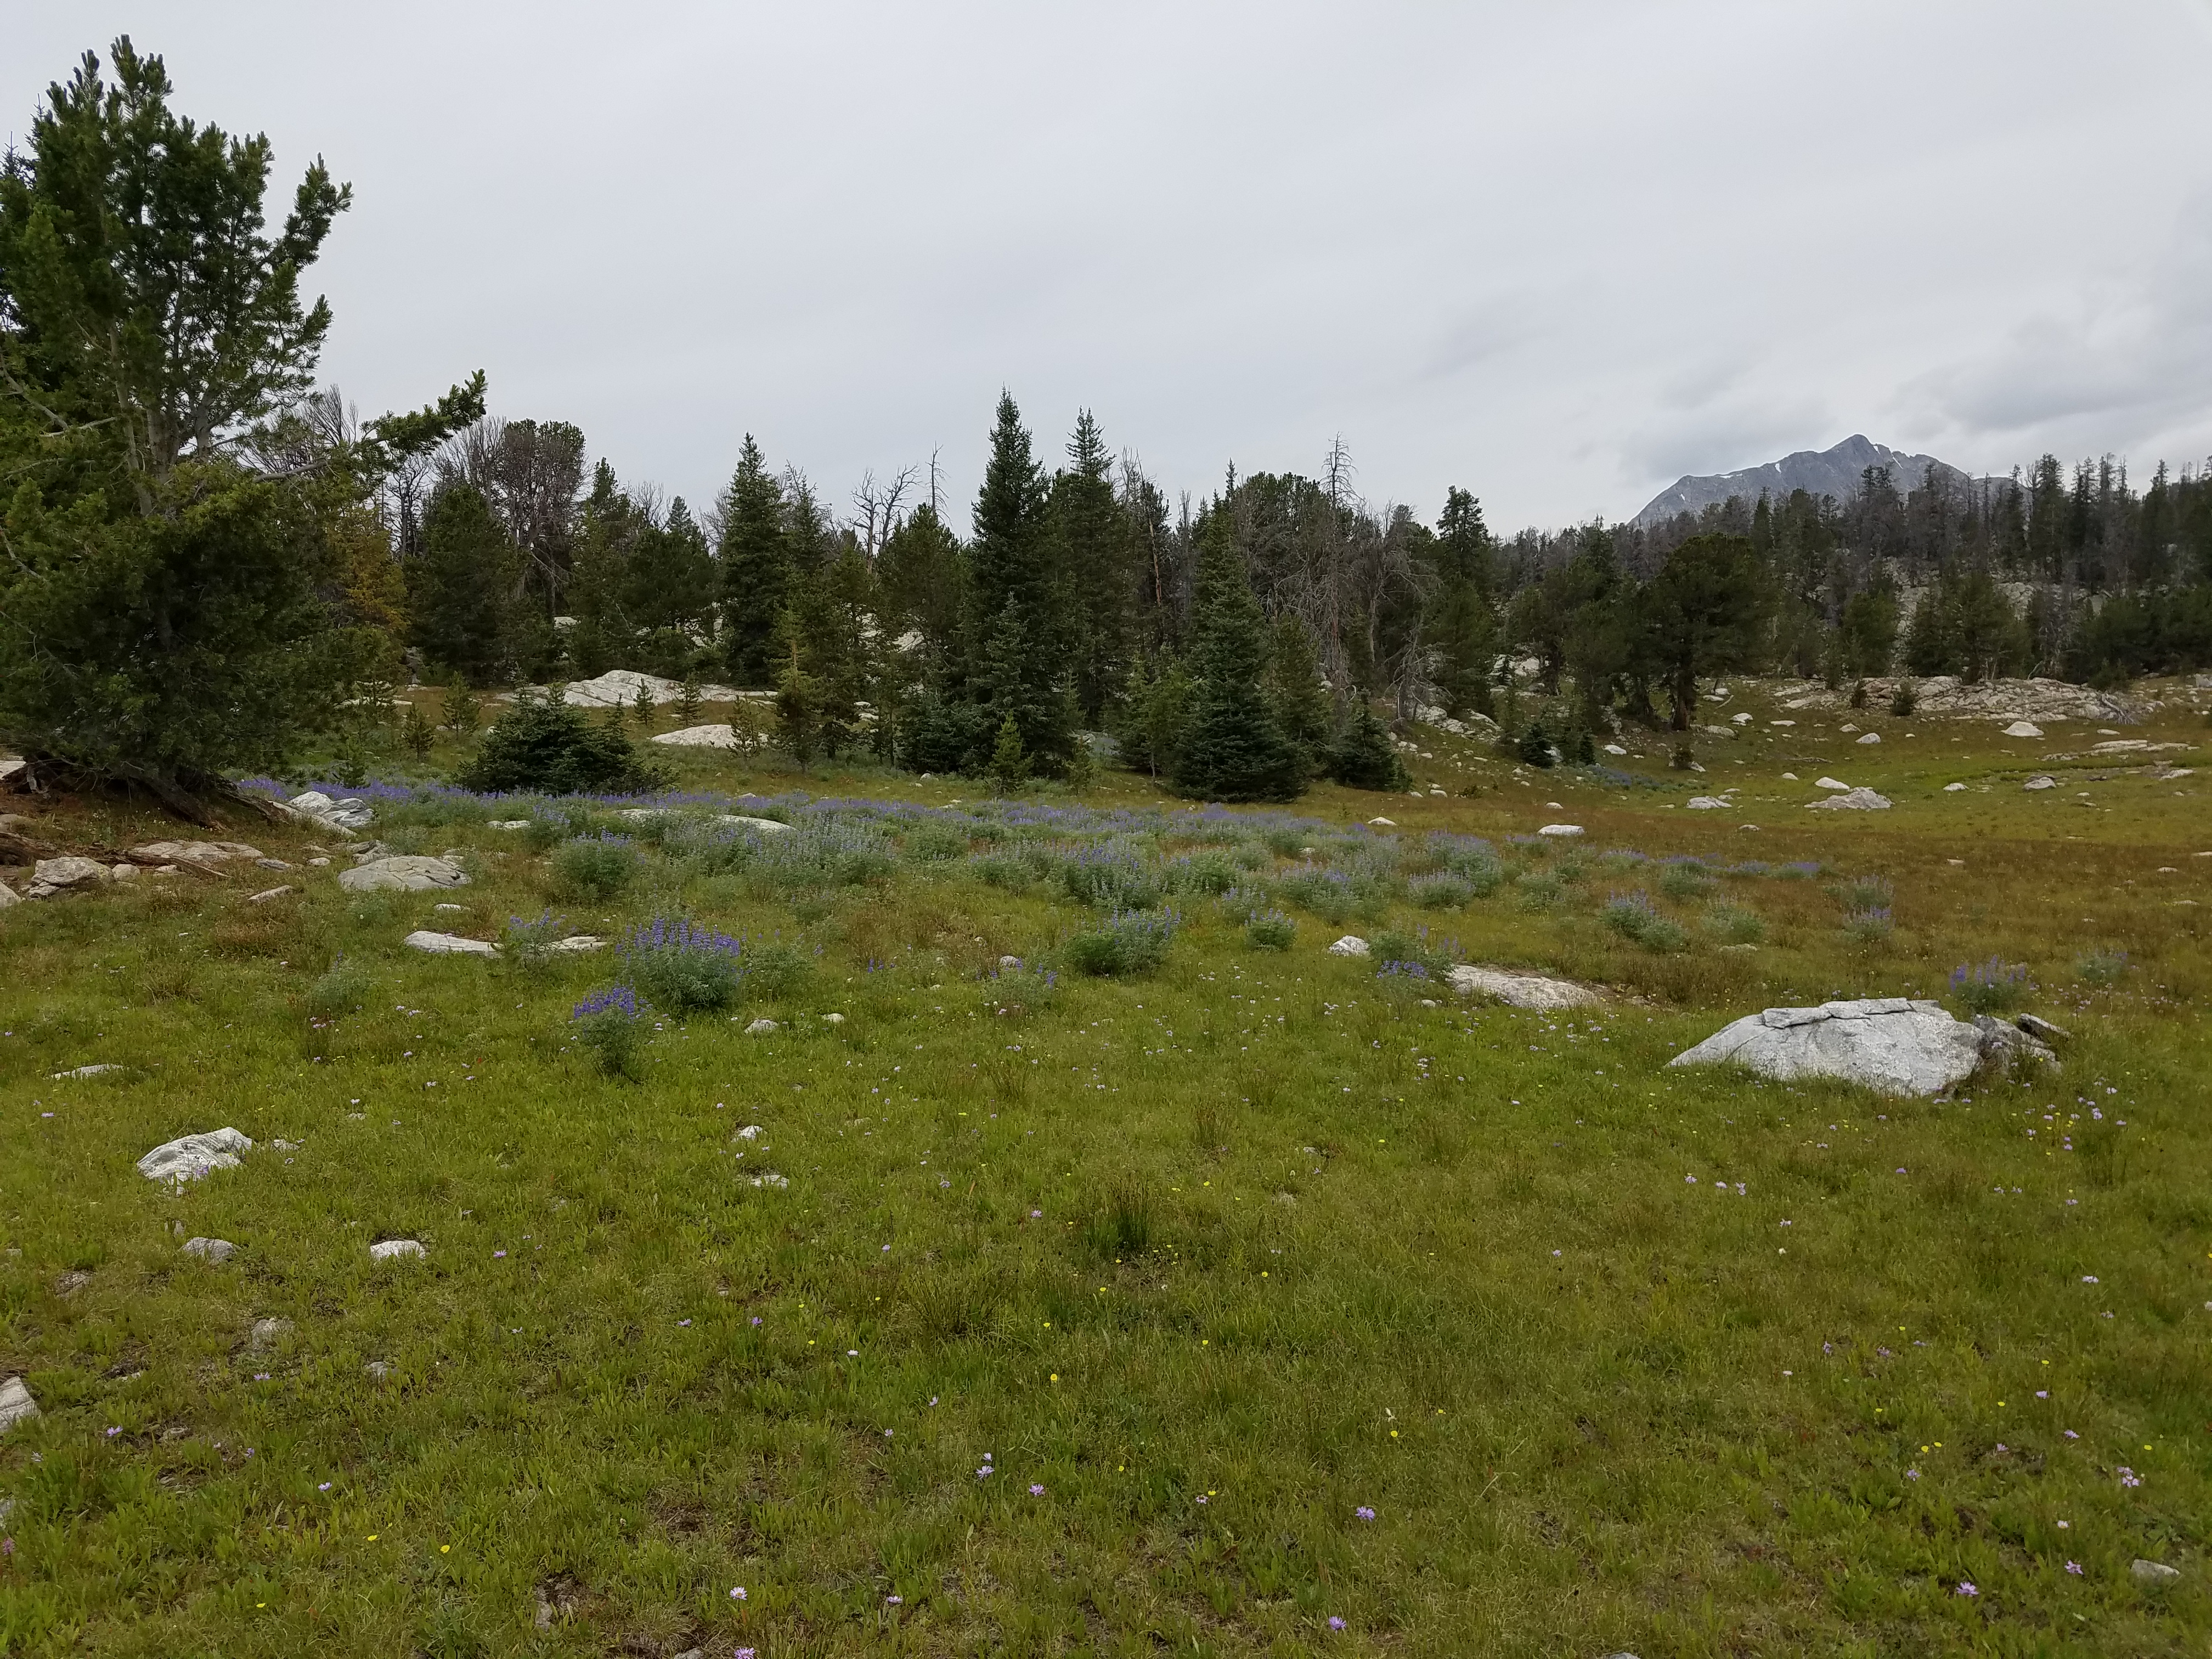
[1355,1506,1375,1521]
[1956,1581,1977,1597]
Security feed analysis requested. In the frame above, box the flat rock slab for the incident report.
[341,856,469,892]
[548,934,604,952]
[1670,998,1981,1096]
[1805,788,1892,810]
[129,840,263,865]
[51,1063,120,1079]
[369,1239,426,1261]
[0,1375,39,1432]
[651,724,741,748]
[404,930,498,956]
[1537,823,1584,837]
[138,1127,253,1183]
[32,856,111,889]
[1447,964,1603,1009]
[714,814,792,833]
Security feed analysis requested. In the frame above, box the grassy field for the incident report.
[2,681,2209,1657]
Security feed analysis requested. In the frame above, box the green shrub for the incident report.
[623,918,745,1016]
[571,985,645,1080]
[2075,947,2128,985]
[553,834,639,899]
[1658,860,1716,900]
[1261,825,1312,857]
[1407,872,1476,909]
[1244,910,1296,951]
[1601,890,1686,952]
[1167,851,1239,895]
[903,821,970,863]
[1061,848,1165,910]
[970,851,1034,891]
[1950,956,2029,1014]
[305,956,370,1019]
[502,910,570,974]
[1700,903,1765,945]
[456,690,670,796]
[1065,910,1178,976]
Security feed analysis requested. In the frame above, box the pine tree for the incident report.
[988,714,1029,790]
[1430,487,1499,716]
[443,674,481,737]
[774,640,822,766]
[1265,616,1332,776]
[1327,702,1409,791]
[1172,507,1304,802]
[716,436,788,686]
[1049,411,1136,725]
[965,394,1074,773]
[408,483,522,683]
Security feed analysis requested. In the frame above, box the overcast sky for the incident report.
[9,2,2212,532]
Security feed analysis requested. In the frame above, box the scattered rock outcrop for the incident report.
[286,791,375,831]
[1669,998,1986,1096]
[340,855,469,893]
[1447,965,1602,1009]
[651,724,743,748]
[403,930,498,956]
[137,1127,253,1184]
[127,840,263,867]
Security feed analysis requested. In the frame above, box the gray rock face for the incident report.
[1805,787,1892,810]
[369,1238,426,1261]
[340,855,469,893]
[0,1375,40,1432]
[404,930,497,956]
[30,855,111,894]
[1669,998,1983,1096]
[1972,1014,2058,1071]
[1633,434,1973,527]
[128,839,263,866]
[1447,965,1604,1009]
[183,1237,238,1263]
[137,1127,253,1184]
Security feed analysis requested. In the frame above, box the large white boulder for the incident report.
[340,855,469,893]
[1447,965,1602,1009]
[1805,788,1891,810]
[1328,935,1370,958]
[651,724,742,748]
[1668,998,1982,1096]
[137,1127,253,1184]
[404,930,498,956]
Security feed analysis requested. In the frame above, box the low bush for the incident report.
[1166,851,1239,895]
[1950,956,2029,1014]
[503,910,571,973]
[304,955,370,1019]
[1601,890,1686,952]
[1061,846,1166,911]
[553,833,639,899]
[456,691,670,796]
[2075,947,2129,985]
[1065,909,1178,976]
[1658,859,1717,900]
[902,821,970,863]
[572,985,645,1080]
[1406,872,1476,909]
[1244,910,1296,951]
[623,918,745,1016]
[1700,902,1766,945]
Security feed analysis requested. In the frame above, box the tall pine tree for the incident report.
[716,435,788,686]
[963,394,1073,774]
[1173,505,1304,802]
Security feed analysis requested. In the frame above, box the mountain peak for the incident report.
[1632,436,1973,527]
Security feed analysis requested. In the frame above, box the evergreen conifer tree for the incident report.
[1328,702,1410,791]
[1172,509,1304,802]
[408,483,522,683]
[716,436,788,686]
[1049,411,1136,725]
[966,394,1073,773]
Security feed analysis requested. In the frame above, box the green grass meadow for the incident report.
[2,684,2209,1656]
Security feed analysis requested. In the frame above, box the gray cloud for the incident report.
[7,2,2210,529]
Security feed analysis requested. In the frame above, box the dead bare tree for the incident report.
[851,464,918,562]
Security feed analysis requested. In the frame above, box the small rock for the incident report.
[137,1127,253,1184]
[110,862,139,882]
[307,856,330,867]
[1685,796,1729,810]
[713,814,792,834]
[750,1171,790,1189]
[1603,742,1628,755]
[2003,720,2043,738]
[822,1012,845,1024]
[253,857,292,871]
[403,930,498,956]
[2015,1013,2069,1043]
[2024,775,2056,791]
[340,855,469,893]
[249,1316,294,1349]
[50,1063,120,1079]
[1814,776,1850,790]
[1328,935,1370,957]
[0,1375,41,1432]
[183,1237,238,1263]
[433,901,465,912]
[1537,823,1583,837]
[1856,731,1882,745]
[488,820,533,830]
[1367,816,1396,827]
[53,1269,90,1296]
[998,955,1024,969]
[744,1018,778,1035]
[2131,1559,2180,1584]
[1805,787,1892,810]
[1943,782,1967,792]
[369,1239,426,1262]
[246,884,295,903]
[1973,1014,2058,1071]
[364,1359,393,1381]
[547,934,604,952]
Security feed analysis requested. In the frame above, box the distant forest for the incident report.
[7,40,2212,808]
